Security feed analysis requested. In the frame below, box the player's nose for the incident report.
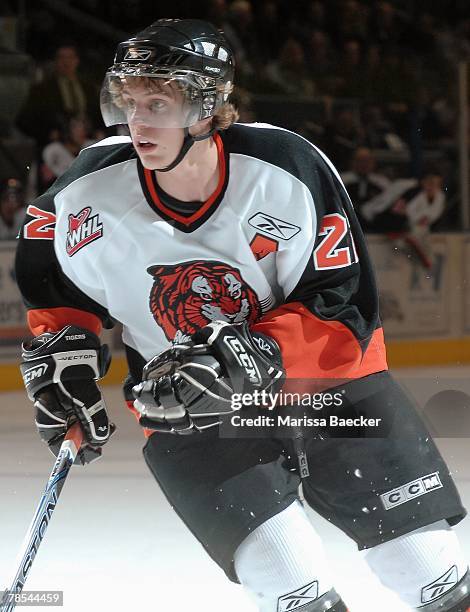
[128,106,153,128]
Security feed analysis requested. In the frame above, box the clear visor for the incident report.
[100,71,205,128]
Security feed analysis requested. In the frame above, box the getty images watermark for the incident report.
[229,389,383,429]
[221,378,470,439]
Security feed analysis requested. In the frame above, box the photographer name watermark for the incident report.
[230,413,382,428]
[229,389,382,430]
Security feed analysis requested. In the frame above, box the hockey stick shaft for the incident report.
[1,422,83,612]
[293,426,310,478]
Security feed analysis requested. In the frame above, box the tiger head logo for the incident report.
[147,260,262,342]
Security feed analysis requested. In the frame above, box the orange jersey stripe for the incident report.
[252,302,388,380]
[28,307,102,336]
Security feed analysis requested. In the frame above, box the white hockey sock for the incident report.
[234,501,335,612]
[363,520,468,608]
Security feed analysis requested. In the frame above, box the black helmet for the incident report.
[100,19,235,129]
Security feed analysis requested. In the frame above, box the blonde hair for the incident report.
[108,75,238,130]
[213,102,239,130]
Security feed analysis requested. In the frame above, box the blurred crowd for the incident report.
[0,178,25,241]
[1,0,469,241]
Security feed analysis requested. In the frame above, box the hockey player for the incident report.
[15,19,469,612]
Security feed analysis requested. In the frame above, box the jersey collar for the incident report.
[137,132,229,233]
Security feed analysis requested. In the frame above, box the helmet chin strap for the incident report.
[156,127,216,173]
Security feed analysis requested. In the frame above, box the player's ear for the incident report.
[188,117,213,137]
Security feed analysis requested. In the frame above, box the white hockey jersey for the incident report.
[16,123,387,383]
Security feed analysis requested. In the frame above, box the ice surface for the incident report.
[0,366,469,611]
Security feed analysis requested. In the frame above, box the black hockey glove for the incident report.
[132,321,285,434]
[20,325,115,464]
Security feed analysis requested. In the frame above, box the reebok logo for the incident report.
[278,581,319,611]
[380,472,443,510]
[253,336,273,356]
[249,213,301,241]
[66,207,103,256]
[422,566,458,603]
[124,48,152,61]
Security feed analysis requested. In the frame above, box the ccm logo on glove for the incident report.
[223,335,261,385]
[22,363,49,384]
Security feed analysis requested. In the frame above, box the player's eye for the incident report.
[149,100,167,113]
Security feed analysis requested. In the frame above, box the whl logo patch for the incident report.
[421,566,458,603]
[278,581,319,611]
[66,207,103,256]
[249,213,300,241]
[380,472,443,510]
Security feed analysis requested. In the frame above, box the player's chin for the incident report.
[137,150,165,170]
